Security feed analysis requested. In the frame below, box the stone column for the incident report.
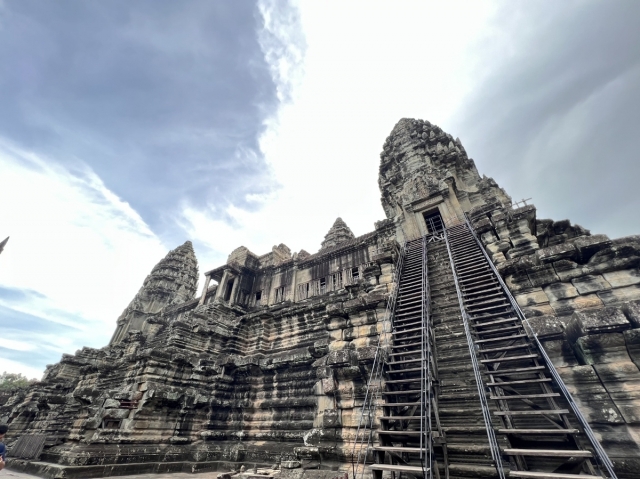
[214,270,229,301]
[229,274,240,305]
[446,178,465,221]
[291,265,299,302]
[198,274,212,305]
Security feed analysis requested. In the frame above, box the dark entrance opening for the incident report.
[224,279,234,301]
[423,211,444,234]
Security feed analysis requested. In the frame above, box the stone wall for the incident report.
[1,225,398,477]
[470,202,640,476]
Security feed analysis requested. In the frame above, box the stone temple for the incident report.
[2,118,640,479]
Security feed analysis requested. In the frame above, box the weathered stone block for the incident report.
[543,283,579,302]
[556,365,623,424]
[565,307,631,345]
[573,234,612,262]
[522,304,555,317]
[527,264,560,287]
[327,350,355,366]
[525,315,563,340]
[316,367,333,379]
[103,408,130,419]
[326,302,346,317]
[355,346,378,362]
[322,409,341,428]
[536,243,577,264]
[572,274,611,294]
[550,293,603,317]
[334,365,361,380]
[321,378,337,395]
[102,398,119,408]
[598,285,640,305]
[505,272,533,292]
[539,339,579,367]
[573,333,631,364]
[348,311,377,327]
[553,259,585,282]
[515,288,549,307]
[327,317,347,331]
[481,231,498,244]
[604,269,640,288]
[623,300,640,327]
[624,329,640,370]
[328,340,349,351]
[594,361,640,423]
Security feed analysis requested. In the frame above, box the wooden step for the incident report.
[504,448,592,457]
[369,464,428,474]
[498,428,579,435]
[490,393,560,400]
[387,367,421,375]
[372,446,423,453]
[379,416,424,420]
[481,354,538,364]
[509,472,600,479]
[384,378,422,384]
[392,327,423,335]
[476,334,527,344]
[488,378,552,387]
[494,409,569,416]
[382,389,421,395]
[391,341,422,350]
[387,358,421,366]
[378,430,422,436]
[482,366,546,376]
[479,344,530,354]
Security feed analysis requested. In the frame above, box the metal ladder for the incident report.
[443,221,617,479]
[369,236,446,479]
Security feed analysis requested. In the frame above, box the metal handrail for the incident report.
[351,240,407,479]
[444,228,507,479]
[463,215,618,479]
[420,235,434,479]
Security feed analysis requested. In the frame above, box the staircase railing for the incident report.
[351,240,407,479]
[444,228,507,479]
[463,214,618,479]
[420,235,433,479]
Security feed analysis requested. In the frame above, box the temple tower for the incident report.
[110,240,199,344]
[379,118,511,240]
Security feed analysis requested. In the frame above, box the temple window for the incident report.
[297,282,310,300]
[275,286,285,303]
[331,271,343,290]
[224,278,234,301]
[254,290,262,306]
[102,419,122,429]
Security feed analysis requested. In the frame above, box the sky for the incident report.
[0,0,639,378]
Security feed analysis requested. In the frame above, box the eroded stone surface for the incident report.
[3,117,640,477]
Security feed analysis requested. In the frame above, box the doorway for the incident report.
[423,211,444,234]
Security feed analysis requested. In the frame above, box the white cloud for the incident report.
[0,140,167,373]
[182,0,496,265]
[1,358,46,381]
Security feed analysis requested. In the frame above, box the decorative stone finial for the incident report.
[320,217,355,251]
[0,236,8,255]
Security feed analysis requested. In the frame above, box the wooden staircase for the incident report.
[373,237,440,479]
[356,221,616,479]
[444,222,614,479]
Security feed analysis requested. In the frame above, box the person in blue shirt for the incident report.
[0,424,7,471]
